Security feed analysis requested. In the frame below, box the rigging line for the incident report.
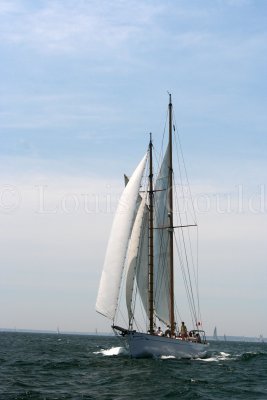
[173,130,200,319]
[173,293,183,326]
[180,230,198,325]
[195,225,202,325]
[151,109,168,187]
[174,229,197,328]
[169,180,198,325]
[172,185,197,324]
[175,244,197,330]
[173,173,199,317]
[153,144,165,182]
[173,217,195,323]
[196,228,204,329]
[173,130,196,232]
[116,303,129,328]
[160,107,168,164]
[172,172,198,324]
[153,106,168,183]
[173,110,197,223]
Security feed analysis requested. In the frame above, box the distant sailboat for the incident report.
[224,334,227,341]
[213,327,218,340]
[96,95,209,358]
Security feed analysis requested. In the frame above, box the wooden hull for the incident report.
[125,331,209,358]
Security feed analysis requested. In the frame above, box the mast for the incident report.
[148,133,154,334]
[168,94,175,336]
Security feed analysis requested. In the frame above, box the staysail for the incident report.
[125,196,149,321]
[95,154,147,320]
[154,144,171,326]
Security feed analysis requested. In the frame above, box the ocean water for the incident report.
[0,332,266,399]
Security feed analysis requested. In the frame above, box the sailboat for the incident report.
[213,327,218,340]
[259,334,264,343]
[96,95,209,358]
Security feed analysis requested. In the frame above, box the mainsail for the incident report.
[96,154,147,320]
[154,144,171,326]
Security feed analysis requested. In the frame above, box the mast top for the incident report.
[168,91,172,106]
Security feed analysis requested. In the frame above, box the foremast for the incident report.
[168,94,175,337]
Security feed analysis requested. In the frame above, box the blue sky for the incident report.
[0,0,266,337]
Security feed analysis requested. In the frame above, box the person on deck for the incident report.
[165,326,171,337]
[195,333,201,343]
[156,327,163,336]
[180,322,188,339]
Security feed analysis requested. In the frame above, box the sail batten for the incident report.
[95,154,147,320]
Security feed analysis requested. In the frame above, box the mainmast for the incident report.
[168,94,175,336]
[148,133,154,334]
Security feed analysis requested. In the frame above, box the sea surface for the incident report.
[0,332,266,399]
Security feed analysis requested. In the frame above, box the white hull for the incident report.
[125,331,209,358]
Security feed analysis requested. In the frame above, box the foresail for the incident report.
[154,144,171,326]
[95,154,147,320]
[125,196,149,321]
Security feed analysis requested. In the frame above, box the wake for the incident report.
[197,351,232,362]
[93,346,129,356]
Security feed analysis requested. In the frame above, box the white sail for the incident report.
[96,154,147,320]
[213,327,218,340]
[154,144,171,325]
[136,207,149,318]
[125,196,149,320]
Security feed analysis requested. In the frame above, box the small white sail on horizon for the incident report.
[213,327,218,340]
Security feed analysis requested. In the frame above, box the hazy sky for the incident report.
[0,0,266,337]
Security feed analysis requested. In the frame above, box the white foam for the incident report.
[161,355,176,359]
[197,356,219,362]
[94,346,128,356]
[220,352,230,357]
[197,351,232,362]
